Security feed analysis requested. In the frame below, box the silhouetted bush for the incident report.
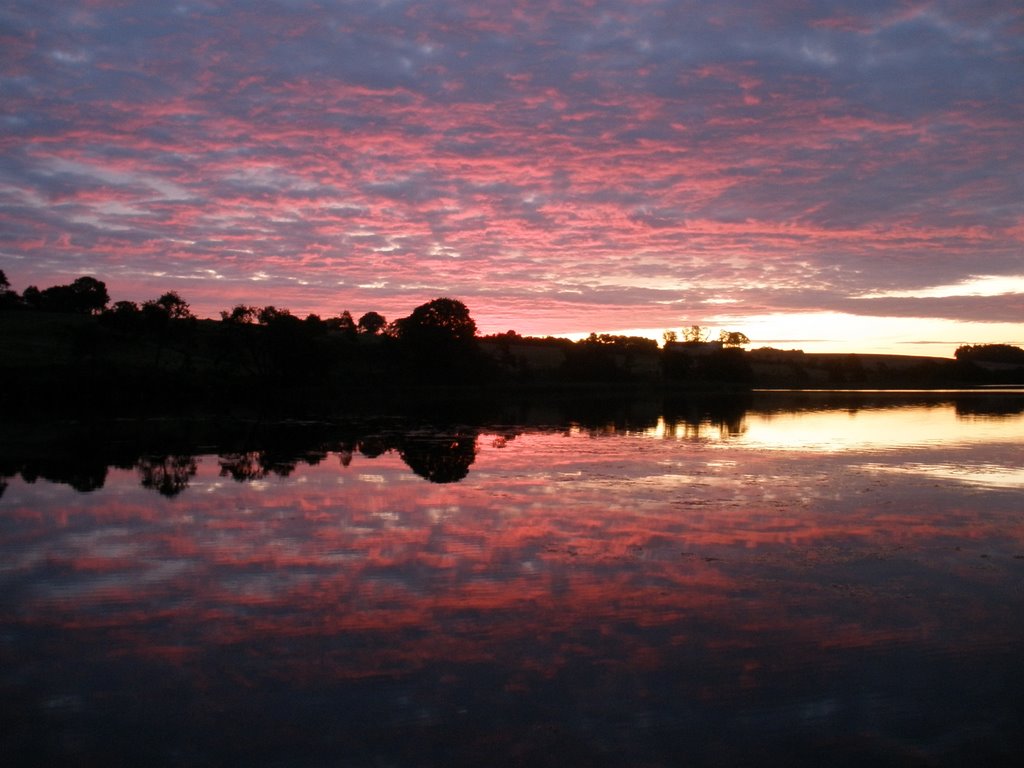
[955,344,1024,364]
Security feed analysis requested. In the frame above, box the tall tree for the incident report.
[391,298,486,382]
[337,310,358,339]
[69,276,110,314]
[357,311,387,335]
[141,291,194,369]
[152,291,192,320]
[220,304,258,324]
[393,297,476,344]
[38,275,109,314]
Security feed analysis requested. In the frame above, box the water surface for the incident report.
[2,394,1022,766]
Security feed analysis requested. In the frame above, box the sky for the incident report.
[1,0,1022,355]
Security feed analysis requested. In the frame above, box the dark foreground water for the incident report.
[2,393,1023,766]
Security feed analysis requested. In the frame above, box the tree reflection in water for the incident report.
[137,454,198,497]
[2,391,1022,496]
[217,447,332,482]
[356,435,389,459]
[12,457,109,493]
[2,395,1022,768]
[398,432,477,484]
[187,429,480,491]
[338,443,354,467]
[217,451,272,481]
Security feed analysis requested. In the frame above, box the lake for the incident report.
[2,391,1022,766]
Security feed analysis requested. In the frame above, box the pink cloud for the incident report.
[1,0,1020,348]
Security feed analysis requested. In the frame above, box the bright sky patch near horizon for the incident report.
[1,0,1022,356]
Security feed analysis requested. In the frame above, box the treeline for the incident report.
[954,344,1024,365]
[1,273,501,413]
[0,272,732,406]
[1,271,1022,417]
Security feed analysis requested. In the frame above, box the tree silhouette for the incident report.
[682,325,707,343]
[718,330,750,347]
[139,292,195,370]
[357,311,387,335]
[389,298,489,382]
[220,304,258,324]
[393,297,476,344]
[149,291,193,320]
[36,276,109,314]
[337,310,358,340]
[69,276,110,315]
[110,300,140,315]
[0,270,16,309]
[100,300,142,331]
[955,344,1024,364]
[248,306,331,385]
[21,285,41,309]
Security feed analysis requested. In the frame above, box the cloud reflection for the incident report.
[1,403,1023,762]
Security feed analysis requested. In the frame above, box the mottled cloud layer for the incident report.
[2,0,1022,350]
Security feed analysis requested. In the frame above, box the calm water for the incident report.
[2,393,1023,766]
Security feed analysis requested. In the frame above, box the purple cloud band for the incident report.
[1,1,1022,344]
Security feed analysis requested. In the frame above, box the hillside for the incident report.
[3,308,1021,420]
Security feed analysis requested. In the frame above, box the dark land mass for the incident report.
[2,304,1022,421]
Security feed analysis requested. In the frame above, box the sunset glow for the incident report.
[2,1,1022,354]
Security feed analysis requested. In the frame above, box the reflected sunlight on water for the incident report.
[641,404,1024,455]
[862,461,1024,489]
[1,398,1023,766]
